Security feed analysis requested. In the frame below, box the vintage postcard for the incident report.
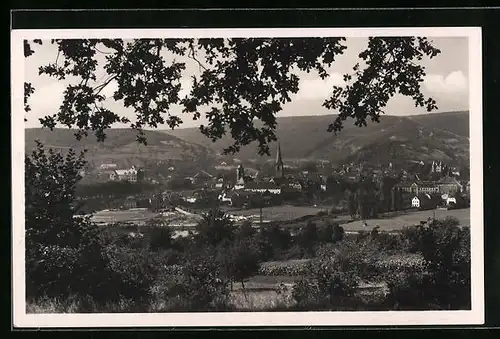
[11,27,483,327]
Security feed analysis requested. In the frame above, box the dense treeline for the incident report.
[76,181,160,199]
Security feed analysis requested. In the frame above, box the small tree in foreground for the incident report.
[216,237,261,292]
[194,209,235,248]
[25,141,111,303]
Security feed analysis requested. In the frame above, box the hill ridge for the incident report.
[162,110,470,166]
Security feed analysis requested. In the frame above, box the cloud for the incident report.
[178,79,193,98]
[424,71,468,94]
[100,79,119,99]
[28,81,65,115]
[293,73,345,100]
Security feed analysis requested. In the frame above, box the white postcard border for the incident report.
[11,26,484,328]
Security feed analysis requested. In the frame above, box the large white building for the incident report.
[110,166,139,182]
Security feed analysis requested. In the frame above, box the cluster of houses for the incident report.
[216,144,326,205]
[85,142,470,214]
[210,146,470,211]
[394,175,468,210]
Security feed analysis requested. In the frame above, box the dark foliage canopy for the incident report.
[25,37,440,155]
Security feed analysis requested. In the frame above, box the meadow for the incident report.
[225,204,331,221]
[340,208,470,232]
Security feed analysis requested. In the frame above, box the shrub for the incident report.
[372,232,406,254]
[275,244,309,261]
[400,226,422,253]
[148,226,174,252]
[299,221,319,243]
[256,225,292,261]
[103,245,160,305]
[383,218,471,310]
[25,143,120,305]
[152,248,183,267]
[152,248,230,311]
[319,223,334,243]
[332,223,345,243]
[384,269,435,310]
[25,217,115,304]
[292,279,323,309]
[26,244,82,300]
[235,220,256,240]
[291,242,363,309]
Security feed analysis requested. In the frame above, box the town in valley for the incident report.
[75,141,470,235]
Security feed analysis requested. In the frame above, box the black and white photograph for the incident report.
[11,27,483,327]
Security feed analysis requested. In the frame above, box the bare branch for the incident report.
[93,74,118,96]
[94,46,112,55]
[188,44,207,71]
[55,49,61,66]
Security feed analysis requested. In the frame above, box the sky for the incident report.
[24,37,469,129]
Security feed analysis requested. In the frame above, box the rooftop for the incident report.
[244,181,280,190]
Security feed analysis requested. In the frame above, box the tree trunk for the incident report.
[241,280,249,302]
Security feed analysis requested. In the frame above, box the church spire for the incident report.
[275,143,284,178]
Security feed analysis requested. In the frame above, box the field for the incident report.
[340,208,470,232]
[225,205,329,221]
[90,208,201,226]
[90,208,157,224]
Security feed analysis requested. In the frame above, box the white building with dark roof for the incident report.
[110,166,139,182]
[243,181,282,195]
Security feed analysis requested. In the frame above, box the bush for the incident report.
[291,242,363,309]
[103,245,160,306]
[152,248,230,311]
[383,218,471,310]
[256,225,292,261]
[332,223,345,243]
[384,269,436,310]
[319,223,334,243]
[371,232,406,254]
[148,226,174,251]
[26,244,82,300]
[296,221,319,256]
[275,244,309,261]
[292,279,324,309]
[25,217,115,304]
[400,226,422,253]
[25,143,121,305]
[235,220,256,240]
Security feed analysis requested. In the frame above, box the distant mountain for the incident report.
[341,115,470,166]
[163,110,470,166]
[25,128,216,167]
[408,110,469,138]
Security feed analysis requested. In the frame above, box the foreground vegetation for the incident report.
[27,215,470,313]
[26,142,470,313]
